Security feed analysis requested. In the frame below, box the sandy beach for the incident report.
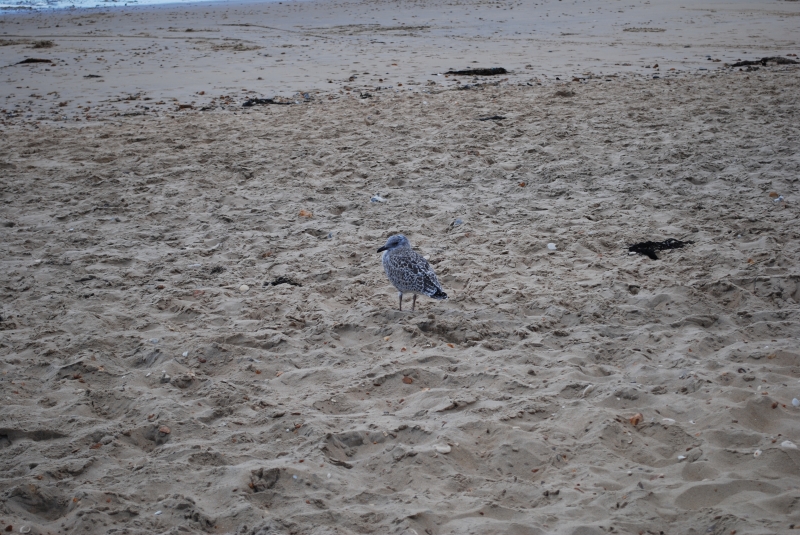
[1,0,800,534]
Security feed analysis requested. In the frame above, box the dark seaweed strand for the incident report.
[628,239,694,260]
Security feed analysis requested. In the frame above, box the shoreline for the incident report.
[0,64,796,131]
[2,0,797,127]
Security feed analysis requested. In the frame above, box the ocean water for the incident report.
[1,0,240,9]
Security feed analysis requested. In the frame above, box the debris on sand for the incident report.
[16,58,52,64]
[242,98,293,107]
[445,67,507,76]
[267,276,301,287]
[730,56,799,68]
[628,238,694,260]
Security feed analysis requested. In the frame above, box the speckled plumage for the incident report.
[377,234,447,311]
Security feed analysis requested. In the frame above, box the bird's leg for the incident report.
[398,292,403,311]
[412,294,417,312]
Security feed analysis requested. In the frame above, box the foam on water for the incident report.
[1,0,263,10]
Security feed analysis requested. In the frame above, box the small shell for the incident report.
[581,384,595,398]
[792,398,799,407]
[753,449,762,458]
[781,440,798,450]
[239,284,250,293]
[677,455,687,461]
[629,413,643,426]
[434,445,451,454]
[547,243,557,251]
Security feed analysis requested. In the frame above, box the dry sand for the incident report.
[2,1,800,534]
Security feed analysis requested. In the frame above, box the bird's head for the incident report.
[377,234,410,253]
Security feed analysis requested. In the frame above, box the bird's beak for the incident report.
[377,246,387,253]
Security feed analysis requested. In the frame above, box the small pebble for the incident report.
[781,440,798,450]
[154,511,162,516]
[239,284,249,293]
[547,243,557,251]
[327,473,331,478]
[158,426,171,435]
[500,162,520,171]
[792,398,799,407]
[370,194,386,203]
[434,444,451,454]
[182,351,188,357]
[150,338,159,344]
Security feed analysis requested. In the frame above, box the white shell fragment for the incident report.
[581,384,595,398]
[677,455,687,461]
[792,398,799,407]
[781,440,798,450]
[434,444,452,454]
[753,449,762,458]
[547,243,557,250]
[239,284,250,293]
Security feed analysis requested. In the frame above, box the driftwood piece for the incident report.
[16,58,52,64]
[445,67,507,76]
[730,56,799,68]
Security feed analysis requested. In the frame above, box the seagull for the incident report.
[377,234,447,311]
